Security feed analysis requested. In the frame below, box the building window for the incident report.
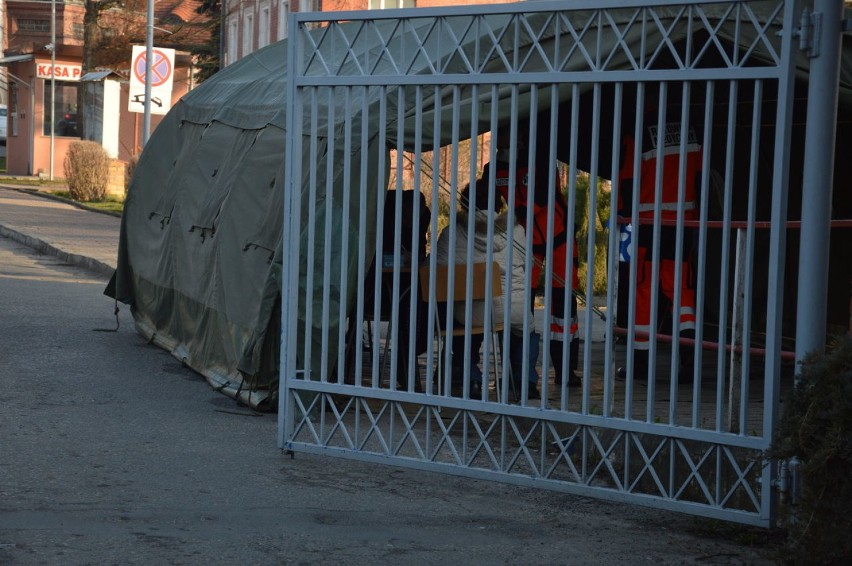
[17,18,50,32]
[243,12,255,56]
[278,1,289,40]
[369,0,415,8]
[259,3,271,48]
[299,0,314,12]
[42,81,79,137]
[228,17,239,65]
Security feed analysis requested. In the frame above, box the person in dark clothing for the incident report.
[481,121,581,387]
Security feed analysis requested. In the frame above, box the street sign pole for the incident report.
[143,0,154,145]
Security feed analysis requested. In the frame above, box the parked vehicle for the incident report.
[0,104,7,144]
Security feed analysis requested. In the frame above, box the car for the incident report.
[0,104,7,144]
[57,112,77,137]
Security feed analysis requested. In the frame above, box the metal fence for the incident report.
[278,0,808,526]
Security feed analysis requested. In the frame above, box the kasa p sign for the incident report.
[36,62,82,81]
[128,46,175,115]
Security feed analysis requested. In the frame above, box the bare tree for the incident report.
[76,0,220,136]
[77,0,125,137]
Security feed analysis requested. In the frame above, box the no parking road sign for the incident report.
[128,46,175,115]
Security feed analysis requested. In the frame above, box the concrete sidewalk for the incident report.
[0,185,119,279]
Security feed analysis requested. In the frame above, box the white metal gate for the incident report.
[278,0,807,526]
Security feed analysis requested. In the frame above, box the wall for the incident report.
[5,59,35,176]
[106,159,126,198]
[102,80,121,158]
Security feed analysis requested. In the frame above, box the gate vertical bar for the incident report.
[763,0,803,525]
[279,14,305,448]
[716,80,737,433]
[795,0,845,365]
[355,88,370,388]
[606,82,623,418]
[585,82,601,416]
[337,88,354,385]
[740,81,765,433]
[729,229,745,433]
[691,81,714,427]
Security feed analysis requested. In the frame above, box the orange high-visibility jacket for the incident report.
[618,119,702,221]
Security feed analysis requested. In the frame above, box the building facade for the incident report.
[1,1,207,177]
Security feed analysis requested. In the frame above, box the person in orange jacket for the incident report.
[481,121,581,387]
[617,101,701,383]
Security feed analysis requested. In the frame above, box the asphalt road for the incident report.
[0,236,778,565]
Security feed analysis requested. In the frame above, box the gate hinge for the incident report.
[796,9,822,58]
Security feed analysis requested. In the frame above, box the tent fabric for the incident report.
[107,28,389,409]
[107,2,851,410]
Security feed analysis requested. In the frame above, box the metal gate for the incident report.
[278,0,807,526]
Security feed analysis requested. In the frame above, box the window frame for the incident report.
[259,2,271,49]
[242,10,255,56]
[278,0,289,40]
[42,80,79,138]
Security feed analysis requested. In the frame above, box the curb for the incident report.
[0,223,115,279]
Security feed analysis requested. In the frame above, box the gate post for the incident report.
[795,0,845,370]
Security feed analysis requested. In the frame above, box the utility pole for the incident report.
[795,0,845,369]
[49,0,56,180]
[0,0,6,105]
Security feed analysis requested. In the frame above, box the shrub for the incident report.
[769,336,852,564]
[125,153,140,196]
[570,171,611,296]
[63,141,110,202]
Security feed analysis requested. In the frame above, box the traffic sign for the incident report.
[128,46,176,115]
[133,49,173,87]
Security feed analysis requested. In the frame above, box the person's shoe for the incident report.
[677,363,695,384]
[618,350,650,382]
[556,371,582,387]
[615,366,648,383]
[507,379,521,397]
[447,367,465,395]
[528,384,541,399]
[468,380,483,399]
[568,371,582,387]
[617,367,650,382]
